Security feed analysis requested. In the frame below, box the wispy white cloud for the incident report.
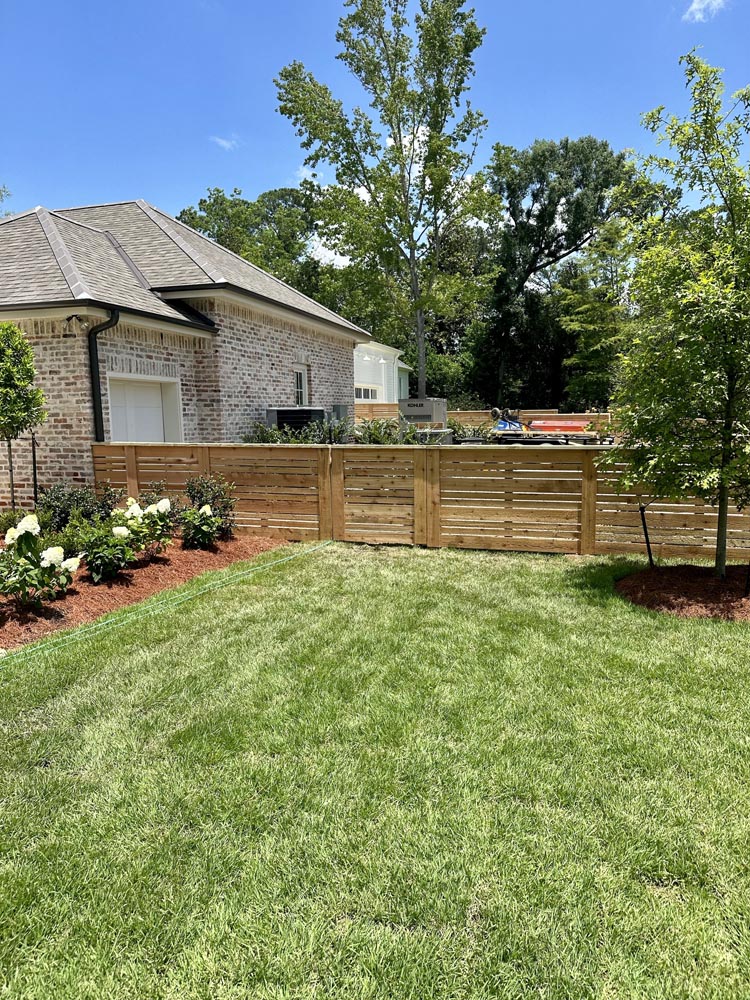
[209,134,240,152]
[683,0,728,22]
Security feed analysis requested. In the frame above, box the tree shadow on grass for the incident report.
[563,556,646,611]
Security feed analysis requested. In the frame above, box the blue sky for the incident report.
[2,0,748,218]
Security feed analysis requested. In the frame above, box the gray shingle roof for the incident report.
[57,200,369,337]
[0,207,211,329]
[1,199,369,338]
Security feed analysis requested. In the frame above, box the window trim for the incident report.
[355,385,380,401]
[293,365,309,406]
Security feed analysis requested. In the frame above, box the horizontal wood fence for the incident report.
[353,403,612,429]
[93,443,750,559]
[448,409,613,429]
[354,402,400,422]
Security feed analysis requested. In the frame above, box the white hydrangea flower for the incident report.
[199,504,213,516]
[126,497,137,507]
[16,514,41,537]
[40,546,65,568]
[156,498,171,514]
[4,526,18,547]
[113,526,130,539]
[124,503,143,519]
[61,556,81,573]
[144,504,158,515]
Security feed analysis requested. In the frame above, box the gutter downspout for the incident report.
[88,309,119,443]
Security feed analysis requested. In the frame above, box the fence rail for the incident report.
[93,443,750,559]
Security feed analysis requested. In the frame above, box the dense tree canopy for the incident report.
[178,187,321,292]
[471,137,633,406]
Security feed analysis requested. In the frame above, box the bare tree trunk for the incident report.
[6,438,15,510]
[715,483,729,579]
[715,370,736,580]
[416,307,427,398]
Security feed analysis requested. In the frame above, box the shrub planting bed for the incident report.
[0,536,282,651]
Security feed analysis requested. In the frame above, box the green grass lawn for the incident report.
[2,543,750,999]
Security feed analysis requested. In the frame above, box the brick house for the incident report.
[0,200,369,501]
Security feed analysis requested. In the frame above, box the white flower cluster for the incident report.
[39,545,80,573]
[4,513,41,547]
[115,497,170,522]
[199,505,213,516]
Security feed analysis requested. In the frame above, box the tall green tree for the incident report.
[613,53,750,579]
[557,221,632,409]
[0,323,47,508]
[276,0,488,396]
[477,137,632,405]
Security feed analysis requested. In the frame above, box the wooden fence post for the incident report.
[425,448,441,548]
[318,447,333,540]
[413,448,428,546]
[125,446,139,499]
[330,447,346,541]
[579,452,597,555]
[198,446,211,477]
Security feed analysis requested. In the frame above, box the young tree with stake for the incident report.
[0,323,47,509]
[613,53,750,579]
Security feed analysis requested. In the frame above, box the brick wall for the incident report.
[0,304,357,507]
[193,298,356,438]
[0,317,94,506]
[98,321,213,442]
[0,317,212,506]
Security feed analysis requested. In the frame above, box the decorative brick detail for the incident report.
[0,303,357,506]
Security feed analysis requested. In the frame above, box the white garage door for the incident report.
[109,379,181,442]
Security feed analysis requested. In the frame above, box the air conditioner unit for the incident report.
[265,407,327,430]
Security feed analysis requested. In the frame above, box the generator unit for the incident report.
[265,407,327,431]
[398,398,448,426]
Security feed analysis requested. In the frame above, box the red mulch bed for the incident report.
[0,537,284,652]
[616,563,750,621]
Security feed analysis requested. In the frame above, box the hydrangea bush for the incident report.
[180,505,222,549]
[0,514,81,608]
[111,496,173,558]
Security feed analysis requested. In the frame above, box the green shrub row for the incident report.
[0,474,237,608]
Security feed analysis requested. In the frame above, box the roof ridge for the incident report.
[49,210,107,236]
[151,204,369,334]
[55,199,142,212]
[51,213,153,291]
[102,230,152,290]
[35,208,92,301]
[0,206,40,227]
[135,200,225,284]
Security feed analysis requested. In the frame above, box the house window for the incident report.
[294,366,309,406]
[355,387,379,400]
